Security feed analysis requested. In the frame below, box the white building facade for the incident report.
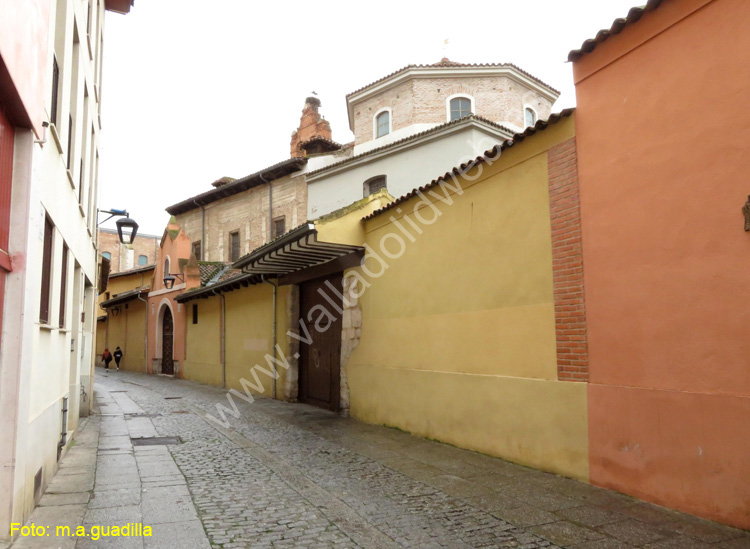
[0,0,132,538]
[307,60,560,219]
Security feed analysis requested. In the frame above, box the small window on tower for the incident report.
[229,231,240,263]
[272,217,286,239]
[192,241,201,261]
[525,107,537,128]
[364,176,387,197]
[138,255,147,266]
[449,97,472,121]
[375,111,390,138]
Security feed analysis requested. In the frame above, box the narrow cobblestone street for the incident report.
[11,369,749,549]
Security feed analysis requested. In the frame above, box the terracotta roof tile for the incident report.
[362,109,575,221]
[568,0,664,62]
[347,59,560,98]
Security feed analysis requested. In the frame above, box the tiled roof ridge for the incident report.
[347,60,560,98]
[568,0,664,61]
[362,108,575,221]
[305,114,514,178]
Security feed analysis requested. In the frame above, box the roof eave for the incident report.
[306,116,514,181]
[233,223,316,270]
[346,65,560,129]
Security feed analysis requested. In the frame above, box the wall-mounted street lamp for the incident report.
[110,306,120,317]
[163,273,184,290]
[97,208,139,244]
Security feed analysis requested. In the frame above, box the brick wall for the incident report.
[98,229,160,274]
[547,137,589,382]
[175,174,307,262]
[351,76,554,145]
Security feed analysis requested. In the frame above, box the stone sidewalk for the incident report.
[8,375,210,549]
[9,368,750,548]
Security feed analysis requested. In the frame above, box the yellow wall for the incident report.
[347,116,590,480]
[95,268,153,364]
[225,283,291,398]
[183,297,223,386]
[102,299,148,372]
[315,190,393,245]
[183,283,292,399]
[95,319,106,357]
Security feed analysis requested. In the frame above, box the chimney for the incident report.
[290,96,332,158]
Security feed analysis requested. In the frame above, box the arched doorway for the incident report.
[162,306,174,375]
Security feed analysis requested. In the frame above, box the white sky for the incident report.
[99,0,638,237]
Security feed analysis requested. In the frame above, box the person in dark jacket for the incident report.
[113,347,123,371]
[102,348,113,370]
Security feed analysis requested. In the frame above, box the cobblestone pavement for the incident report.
[14,368,750,549]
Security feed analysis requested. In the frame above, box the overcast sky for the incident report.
[99,0,639,237]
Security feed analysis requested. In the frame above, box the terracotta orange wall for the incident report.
[146,228,193,375]
[573,0,750,528]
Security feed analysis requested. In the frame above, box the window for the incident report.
[164,257,170,276]
[66,114,73,169]
[192,304,198,325]
[192,241,201,261]
[376,111,390,138]
[364,176,387,197]
[449,97,472,121]
[272,217,286,239]
[101,251,111,260]
[59,243,68,328]
[40,216,54,324]
[138,255,148,266]
[229,231,240,263]
[51,56,60,126]
[525,107,537,128]
[78,158,84,204]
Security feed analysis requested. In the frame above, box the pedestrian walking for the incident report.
[102,348,113,370]
[113,346,123,371]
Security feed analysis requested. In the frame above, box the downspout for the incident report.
[192,199,206,259]
[219,293,226,388]
[261,276,278,399]
[136,291,148,373]
[259,173,272,242]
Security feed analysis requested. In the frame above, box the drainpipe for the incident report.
[259,173,272,242]
[219,293,226,388]
[192,199,206,259]
[261,276,278,399]
[136,291,148,372]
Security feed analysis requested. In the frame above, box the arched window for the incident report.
[138,255,148,266]
[364,175,387,197]
[164,257,170,277]
[449,97,472,121]
[101,251,111,260]
[375,111,390,138]
[525,107,537,128]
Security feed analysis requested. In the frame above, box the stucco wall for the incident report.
[573,0,750,528]
[347,116,589,480]
[224,284,292,399]
[183,297,223,387]
[181,283,293,400]
[101,299,147,372]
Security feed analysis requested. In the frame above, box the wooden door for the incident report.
[162,307,174,375]
[298,273,342,411]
